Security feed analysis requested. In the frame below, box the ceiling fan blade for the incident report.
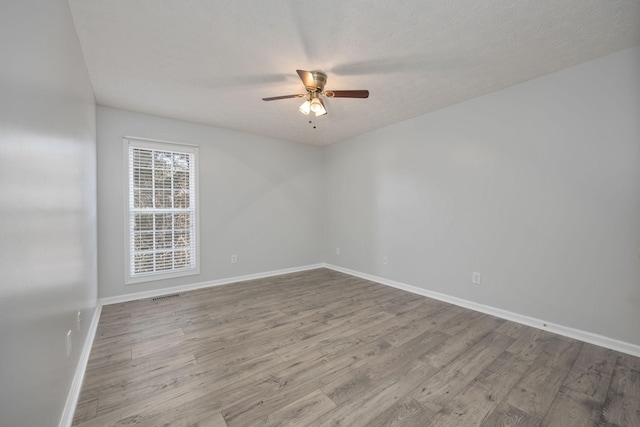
[296,70,318,91]
[262,94,305,101]
[324,90,369,98]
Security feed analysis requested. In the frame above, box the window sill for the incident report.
[125,267,200,285]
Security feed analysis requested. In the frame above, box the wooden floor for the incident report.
[73,268,640,426]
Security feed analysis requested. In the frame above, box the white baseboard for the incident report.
[59,303,102,427]
[100,263,325,305]
[324,263,640,358]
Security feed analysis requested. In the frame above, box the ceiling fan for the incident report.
[262,70,369,117]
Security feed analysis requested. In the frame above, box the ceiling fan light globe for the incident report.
[299,100,311,115]
[313,97,327,116]
[310,98,323,113]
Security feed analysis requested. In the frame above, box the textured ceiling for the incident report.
[68,0,640,145]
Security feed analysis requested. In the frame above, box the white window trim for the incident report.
[123,136,200,285]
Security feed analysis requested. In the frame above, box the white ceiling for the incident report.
[68,0,640,146]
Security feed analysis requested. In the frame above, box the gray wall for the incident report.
[0,1,98,426]
[324,46,640,346]
[97,107,324,299]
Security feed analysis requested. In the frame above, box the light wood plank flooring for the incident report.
[73,268,640,426]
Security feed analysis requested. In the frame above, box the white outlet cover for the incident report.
[472,272,481,285]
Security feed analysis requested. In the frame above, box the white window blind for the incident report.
[125,138,199,283]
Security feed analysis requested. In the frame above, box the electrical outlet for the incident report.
[66,330,72,357]
[472,272,481,285]
[76,311,82,331]
[383,257,388,264]
[231,254,238,264]
[336,247,341,255]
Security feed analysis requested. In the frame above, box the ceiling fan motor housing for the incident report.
[307,71,327,92]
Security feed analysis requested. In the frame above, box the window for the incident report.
[124,137,199,284]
